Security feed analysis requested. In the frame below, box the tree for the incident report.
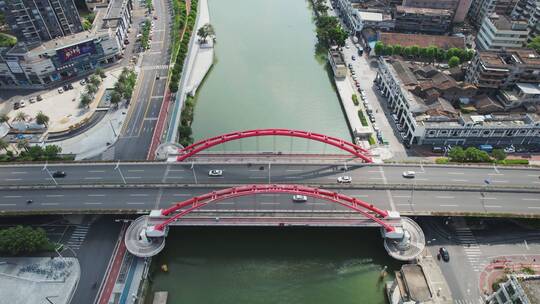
[197,23,215,43]
[0,226,54,255]
[393,44,403,56]
[86,84,98,95]
[374,42,384,56]
[43,145,62,160]
[80,94,92,108]
[492,149,507,161]
[35,111,49,127]
[14,112,26,122]
[410,45,420,57]
[403,46,413,57]
[448,56,460,68]
[528,36,540,53]
[16,139,29,152]
[464,147,491,162]
[0,138,8,153]
[448,146,465,162]
[0,113,10,127]
[95,67,106,78]
[110,91,122,105]
[426,46,437,62]
[89,74,101,87]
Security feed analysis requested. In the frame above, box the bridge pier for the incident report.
[125,216,167,258]
[382,215,425,261]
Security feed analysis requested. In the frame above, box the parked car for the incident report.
[13,102,20,110]
[351,55,356,61]
[52,171,67,178]
[504,145,515,153]
[337,176,352,183]
[402,171,416,178]
[36,95,43,101]
[208,169,223,177]
[19,101,26,108]
[370,116,376,123]
[439,247,450,262]
[58,87,64,94]
[292,195,308,202]
[63,85,70,91]
[29,97,36,103]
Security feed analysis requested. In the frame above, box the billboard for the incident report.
[57,41,96,63]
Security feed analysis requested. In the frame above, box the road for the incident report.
[112,0,172,160]
[2,186,540,216]
[0,162,538,188]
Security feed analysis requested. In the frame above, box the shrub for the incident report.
[352,94,359,106]
[0,226,55,255]
[436,157,449,164]
[496,159,529,165]
[357,110,368,126]
[368,136,376,145]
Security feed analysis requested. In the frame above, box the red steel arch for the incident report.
[154,184,394,232]
[176,129,373,162]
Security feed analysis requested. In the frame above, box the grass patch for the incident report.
[358,110,368,127]
[352,94,359,106]
[0,33,17,47]
[435,157,449,164]
[141,19,151,50]
[496,159,529,165]
[368,136,376,145]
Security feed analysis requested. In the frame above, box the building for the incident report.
[486,275,540,304]
[499,82,540,109]
[378,32,465,49]
[375,57,540,146]
[0,0,83,46]
[401,0,473,22]
[511,0,540,42]
[0,0,132,89]
[465,48,540,91]
[328,49,347,78]
[385,264,433,303]
[333,0,393,33]
[476,13,529,50]
[394,6,453,34]
[468,0,519,28]
[454,0,474,22]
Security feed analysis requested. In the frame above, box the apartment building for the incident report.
[476,13,529,50]
[401,0,473,22]
[375,57,540,146]
[486,275,540,304]
[468,0,519,27]
[334,0,393,33]
[0,0,83,46]
[511,0,540,42]
[465,48,540,91]
[394,6,453,34]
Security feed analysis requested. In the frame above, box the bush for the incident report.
[352,94,359,106]
[491,149,507,161]
[436,157,449,164]
[0,226,55,255]
[357,110,368,126]
[496,159,529,165]
[368,136,376,145]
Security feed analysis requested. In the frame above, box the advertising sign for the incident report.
[57,41,96,63]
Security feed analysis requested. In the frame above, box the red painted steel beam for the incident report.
[155,185,394,232]
[176,129,373,162]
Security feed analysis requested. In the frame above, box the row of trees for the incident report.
[110,68,137,106]
[0,111,49,128]
[0,140,64,162]
[80,69,105,108]
[374,42,475,66]
[312,0,347,47]
[141,20,151,51]
[0,226,55,255]
[448,146,506,163]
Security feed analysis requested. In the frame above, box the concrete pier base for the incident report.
[125,216,166,257]
[384,217,425,261]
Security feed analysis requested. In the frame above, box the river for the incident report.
[190,0,351,153]
[146,227,400,304]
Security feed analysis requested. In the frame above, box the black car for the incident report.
[67,83,74,90]
[52,171,67,178]
[63,85,70,91]
[439,247,450,262]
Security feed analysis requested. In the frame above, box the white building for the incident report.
[334,0,393,33]
[476,13,529,50]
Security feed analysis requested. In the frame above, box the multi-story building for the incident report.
[333,0,393,33]
[498,82,540,109]
[394,6,453,34]
[0,0,83,46]
[375,57,540,146]
[328,49,347,78]
[401,0,460,10]
[486,275,540,304]
[465,48,540,91]
[0,0,132,89]
[511,0,540,42]
[468,0,519,28]
[476,13,529,50]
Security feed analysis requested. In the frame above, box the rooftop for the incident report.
[516,82,540,95]
[379,32,464,49]
[521,276,540,304]
[357,11,384,22]
[329,49,345,65]
[396,5,453,16]
[487,13,528,31]
[400,264,432,302]
[478,49,540,67]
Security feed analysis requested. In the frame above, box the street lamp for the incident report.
[114,161,127,184]
[42,162,58,186]
[191,161,198,184]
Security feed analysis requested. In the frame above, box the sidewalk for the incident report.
[479,254,540,295]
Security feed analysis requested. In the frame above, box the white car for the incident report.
[208,170,223,177]
[337,176,352,183]
[292,195,308,202]
[19,101,26,108]
[58,88,64,94]
[402,171,416,178]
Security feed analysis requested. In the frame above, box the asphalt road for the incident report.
[112,0,172,160]
[2,186,540,216]
[0,163,538,188]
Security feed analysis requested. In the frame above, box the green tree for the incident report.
[35,111,49,127]
[393,44,403,56]
[403,46,413,57]
[0,113,10,128]
[197,23,215,43]
[410,45,420,57]
[374,41,384,55]
[43,145,62,160]
[110,91,122,105]
[448,146,465,162]
[0,226,53,255]
[0,138,8,153]
[95,67,106,78]
[527,36,540,53]
[15,112,26,122]
[426,46,437,62]
[178,125,192,139]
[80,94,92,108]
[419,47,429,59]
[448,56,460,68]
[16,139,29,152]
[384,45,394,55]
[492,149,507,161]
[89,74,101,87]
[86,84,98,95]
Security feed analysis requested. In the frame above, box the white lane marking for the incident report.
[130,194,149,197]
[0,203,16,206]
[260,194,275,197]
[396,203,415,206]
[307,202,325,205]
[286,169,303,172]
[248,169,261,172]
[173,194,191,197]
[393,195,411,198]
[528,174,539,177]
[353,195,369,198]
[167,176,185,179]
[284,176,299,179]
[488,173,504,176]
[522,198,540,201]
[168,169,185,172]
[3,195,22,198]
[4,178,22,181]
[249,176,266,179]
[415,178,428,181]
[41,203,60,206]
[128,169,145,172]
[11,171,27,174]
[216,202,234,205]
[88,170,105,173]
[46,194,64,197]
[440,204,459,207]
[451,179,469,182]
[436,196,455,199]
[448,172,464,175]
[484,205,502,208]
[126,176,141,179]
[84,177,102,180]
[88,194,105,197]
[368,170,380,173]
[84,202,103,205]
[491,180,508,183]
[483,197,497,200]
[126,202,145,205]
[260,202,279,205]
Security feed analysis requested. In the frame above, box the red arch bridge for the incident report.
[125,185,425,261]
[174,129,374,163]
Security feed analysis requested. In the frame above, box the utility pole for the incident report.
[43,162,58,186]
[114,161,127,184]
[268,162,271,184]
[191,161,198,184]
